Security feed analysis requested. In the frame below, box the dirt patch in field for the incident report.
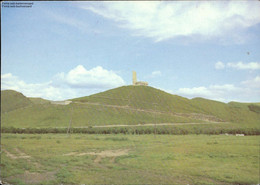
[14,148,31,158]
[2,148,31,159]
[6,170,55,184]
[90,149,130,163]
[2,149,17,159]
[63,152,77,156]
[63,149,130,164]
[3,148,42,169]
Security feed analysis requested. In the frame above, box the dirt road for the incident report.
[58,121,227,129]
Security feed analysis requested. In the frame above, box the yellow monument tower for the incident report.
[132,71,148,86]
[132,71,137,85]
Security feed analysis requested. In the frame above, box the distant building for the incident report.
[132,71,148,86]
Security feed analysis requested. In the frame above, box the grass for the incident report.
[1,103,204,128]
[72,85,200,113]
[2,123,260,135]
[1,90,32,113]
[72,85,260,124]
[1,134,259,184]
[1,86,260,130]
[28,97,50,105]
[1,84,259,184]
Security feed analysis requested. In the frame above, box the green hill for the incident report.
[1,90,32,113]
[228,101,260,113]
[72,86,204,113]
[29,97,50,105]
[1,86,259,131]
[191,98,260,124]
[72,86,259,124]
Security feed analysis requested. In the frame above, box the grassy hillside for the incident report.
[1,103,203,128]
[29,97,50,105]
[228,101,260,113]
[72,86,201,113]
[191,98,260,125]
[1,90,32,113]
[1,86,259,130]
[73,86,259,124]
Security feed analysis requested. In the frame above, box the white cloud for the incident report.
[54,65,125,89]
[215,61,225,69]
[44,9,101,35]
[176,84,250,102]
[145,70,162,79]
[227,62,260,70]
[1,65,125,100]
[78,1,260,42]
[177,86,213,98]
[175,79,260,103]
[151,71,162,77]
[215,61,260,70]
[242,76,260,88]
[1,73,66,100]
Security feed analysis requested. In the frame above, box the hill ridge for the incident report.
[1,86,259,129]
[1,90,33,113]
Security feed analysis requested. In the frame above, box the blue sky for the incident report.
[1,1,260,102]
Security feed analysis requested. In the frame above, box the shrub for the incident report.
[1,126,260,135]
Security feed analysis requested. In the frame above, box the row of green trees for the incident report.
[2,126,259,135]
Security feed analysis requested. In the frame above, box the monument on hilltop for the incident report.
[132,71,148,86]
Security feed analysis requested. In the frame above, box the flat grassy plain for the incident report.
[1,134,259,185]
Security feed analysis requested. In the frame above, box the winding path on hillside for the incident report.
[52,122,228,130]
[91,122,227,128]
[73,101,223,122]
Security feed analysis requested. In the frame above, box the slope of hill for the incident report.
[72,86,259,124]
[228,101,260,113]
[72,86,202,113]
[191,98,260,124]
[29,97,50,104]
[1,90,32,113]
[1,86,259,130]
